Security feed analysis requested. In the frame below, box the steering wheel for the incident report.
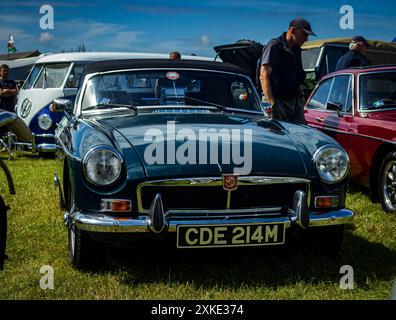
[371,98,396,108]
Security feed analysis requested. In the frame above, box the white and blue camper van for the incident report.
[16,52,214,153]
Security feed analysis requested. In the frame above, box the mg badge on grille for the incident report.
[223,175,238,191]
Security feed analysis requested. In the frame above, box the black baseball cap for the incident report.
[352,35,370,47]
[289,18,316,36]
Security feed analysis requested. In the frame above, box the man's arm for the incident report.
[0,81,18,97]
[0,88,17,97]
[259,64,275,105]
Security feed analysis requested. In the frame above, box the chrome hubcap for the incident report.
[384,160,396,211]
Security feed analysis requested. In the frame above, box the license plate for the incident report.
[176,222,285,248]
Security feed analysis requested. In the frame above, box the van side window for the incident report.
[34,63,70,89]
[65,64,87,88]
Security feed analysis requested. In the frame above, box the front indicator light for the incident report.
[315,196,339,208]
[101,199,132,212]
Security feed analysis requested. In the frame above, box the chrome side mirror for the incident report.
[50,98,73,113]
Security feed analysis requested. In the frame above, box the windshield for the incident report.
[33,63,70,89]
[302,47,321,70]
[360,72,396,111]
[81,70,261,112]
[22,64,43,89]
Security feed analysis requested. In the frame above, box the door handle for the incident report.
[315,117,324,122]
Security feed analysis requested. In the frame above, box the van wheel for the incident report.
[378,151,396,213]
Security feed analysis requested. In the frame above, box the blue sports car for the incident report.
[52,59,353,269]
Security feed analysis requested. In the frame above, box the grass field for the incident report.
[0,153,395,300]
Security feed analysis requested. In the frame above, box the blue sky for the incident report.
[1,0,395,57]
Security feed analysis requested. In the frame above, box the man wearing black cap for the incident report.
[259,18,316,124]
[335,36,371,71]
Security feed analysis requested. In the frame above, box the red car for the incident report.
[304,65,396,213]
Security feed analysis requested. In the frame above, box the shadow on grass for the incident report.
[91,230,396,290]
[347,183,371,198]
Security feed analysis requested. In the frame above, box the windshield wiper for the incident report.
[84,103,138,113]
[162,96,227,111]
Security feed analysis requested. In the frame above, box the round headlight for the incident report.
[83,146,123,186]
[313,146,349,184]
[38,114,53,130]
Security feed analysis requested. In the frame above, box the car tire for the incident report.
[378,151,396,213]
[306,225,345,257]
[235,39,264,53]
[66,183,105,270]
[68,224,104,270]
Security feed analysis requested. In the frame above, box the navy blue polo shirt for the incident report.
[335,50,371,71]
[0,78,17,112]
[260,32,306,100]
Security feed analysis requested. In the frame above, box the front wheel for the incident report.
[378,151,396,213]
[68,224,105,270]
[66,182,105,270]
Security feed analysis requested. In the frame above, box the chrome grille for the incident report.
[137,176,310,214]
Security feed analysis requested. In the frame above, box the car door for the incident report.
[305,74,354,151]
[347,71,396,186]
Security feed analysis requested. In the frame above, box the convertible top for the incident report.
[302,38,396,54]
[84,59,249,76]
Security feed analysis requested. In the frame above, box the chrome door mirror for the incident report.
[50,98,73,113]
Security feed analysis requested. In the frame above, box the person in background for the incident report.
[169,51,181,60]
[0,64,18,113]
[259,18,316,124]
[335,36,371,71]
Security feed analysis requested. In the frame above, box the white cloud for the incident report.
[111,31,144,49]
[39,32,55,43]
[200,34,211,46]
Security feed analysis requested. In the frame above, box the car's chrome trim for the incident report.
[308,209,354,227]
[70,208,353,233]
[305,73,355,116]
[136,176,311,213]
[306,125,396,146]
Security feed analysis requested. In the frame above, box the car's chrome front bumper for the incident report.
[66,191,353,234]
[69,209,354,234]
[8,133,56,153]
